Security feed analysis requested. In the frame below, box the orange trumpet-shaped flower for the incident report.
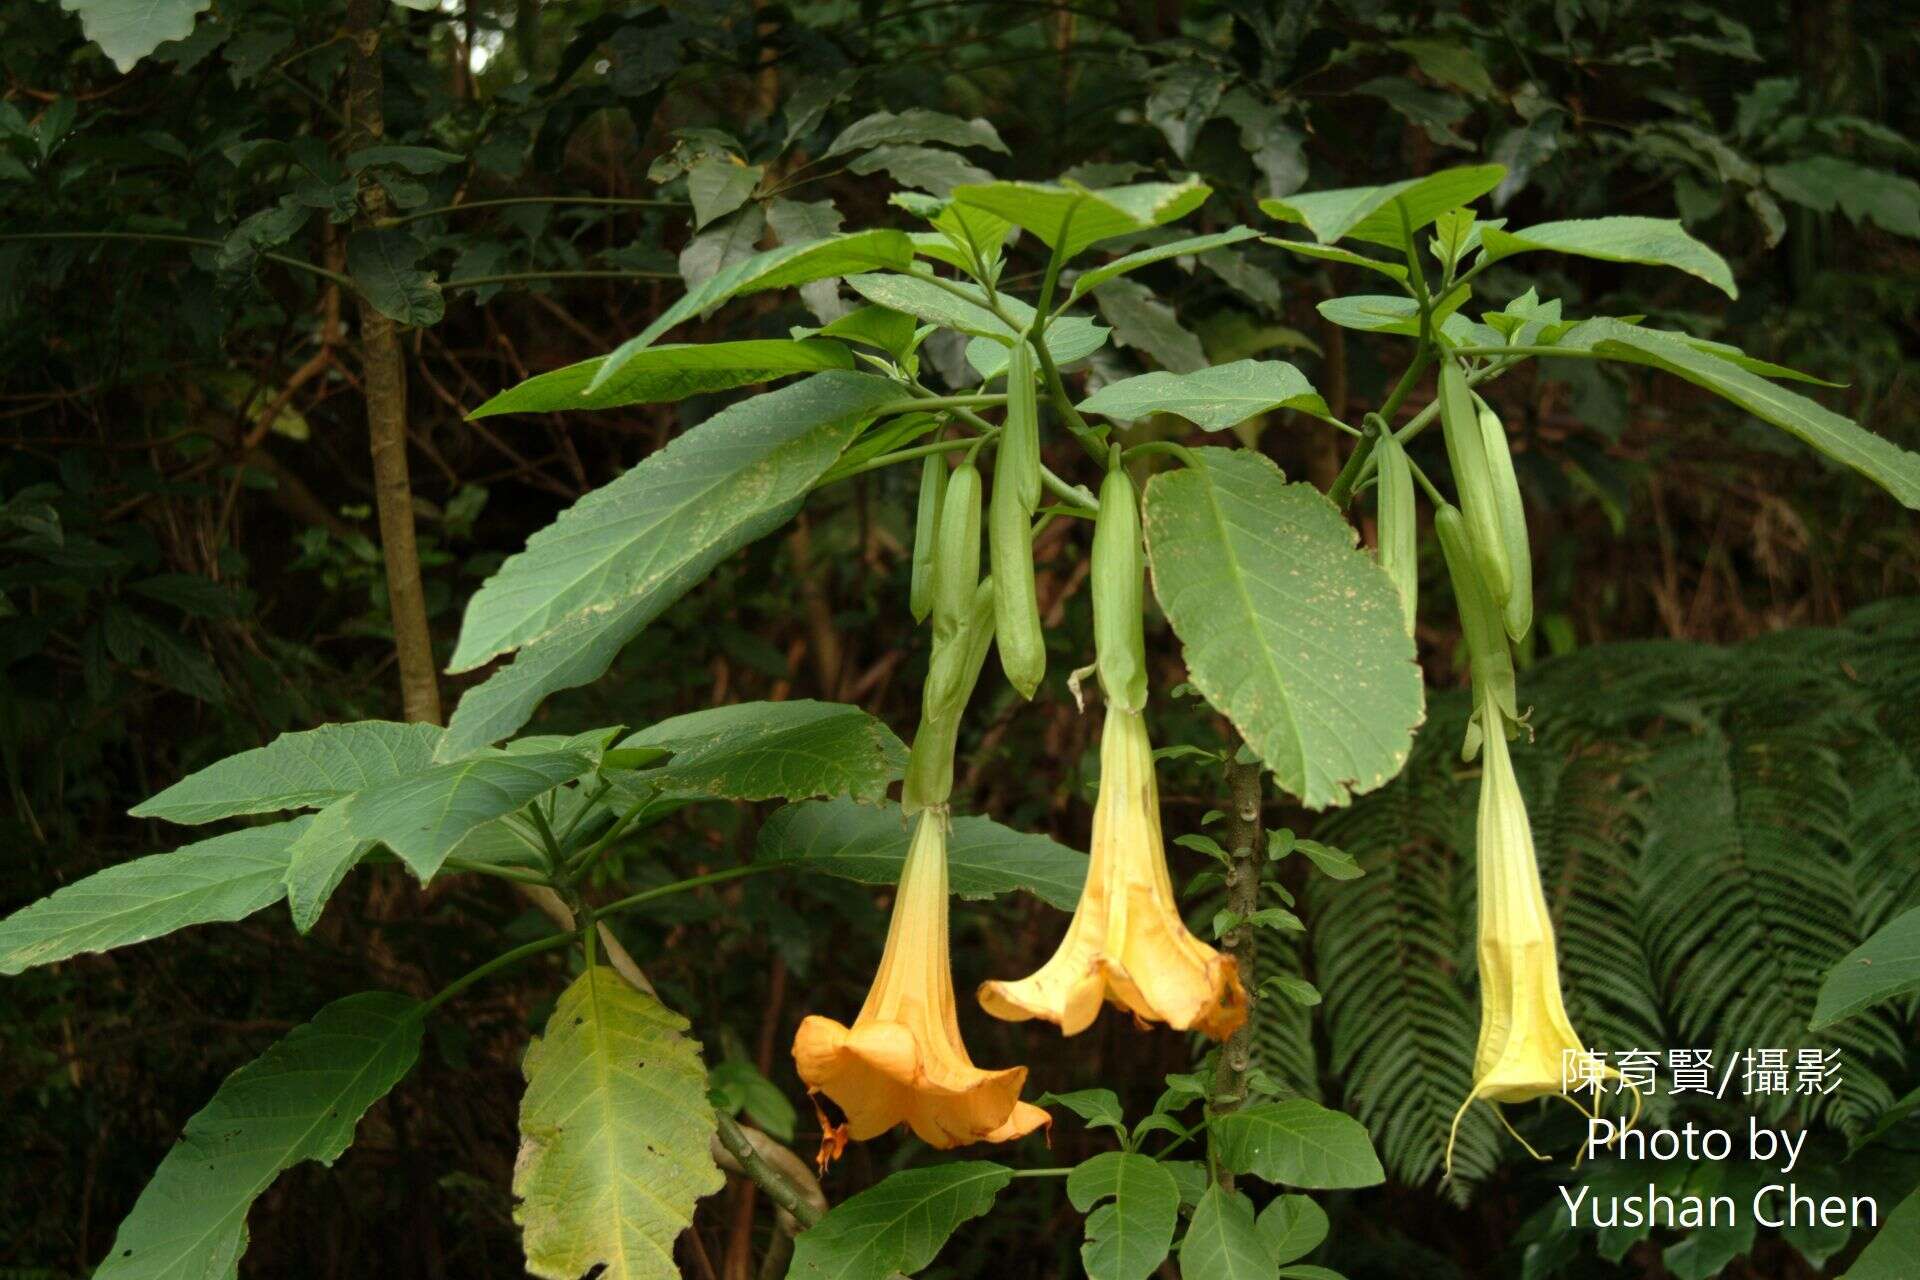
[792,812,1049,1167]
[1446,715,1632,1174]
[978,707,1246,1040]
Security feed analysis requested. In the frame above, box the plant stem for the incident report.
[595,864,774,919]
[443,269,677,290]
[1010,1168,1075,1178]
[827,433,989,481]
[1207,738,1265,1191]
[385,195,685,225]
[417,931,573,1016]
[441,857,552,885]
[876,393,1007,415]
[715,1113,825,1229]
[0,231,353,291]
[347,0,440,725]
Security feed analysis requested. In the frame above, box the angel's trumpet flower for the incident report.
[978,706,1246,1039]
[1438,504,1633,1176]
[793,811,1049,1168]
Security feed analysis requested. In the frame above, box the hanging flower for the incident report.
[1445,712,1631,1174]
[978,706,1246,1040]
[793,811,1049,1168]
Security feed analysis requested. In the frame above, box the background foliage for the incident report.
[3,0,1916,1277]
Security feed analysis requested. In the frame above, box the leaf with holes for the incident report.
[514,968,723,1280]
[93,992,422,1280]
[1143,448,1422,808]
[787,1162,1013,1280]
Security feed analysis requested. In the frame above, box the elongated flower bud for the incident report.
[1473,392,1532,642]
[926,460,982,714]
[1438,357,1513,608]
[1435,504,1517,756]
[909,454,946,624]
[990,471,1045,699]
[1003,339,1042,512]
[1374,432,1418,636]
[903,577,997,813]
[1092,461,1148,714]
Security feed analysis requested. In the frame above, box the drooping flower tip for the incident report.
[979,708,1245,1042]
[792,812,1049,1167]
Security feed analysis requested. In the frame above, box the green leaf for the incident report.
[1258,1195,1329,1265]
[844,273,1110,376]
[1478,217,1737,299]
[754,797,1088,910]
[345,145,464,174]
[1067,1152,1180,1280]
[589,232,914,391]
[1179,1186,1272,1280]
[1391,38,1496,97]
[1211,1100,1385,1189]
[615,700,906,805]
[1263,238,1409,283]
[468,340,854,418]
[953,177,1212,262]
[849,146,993,198]
[1585,324,1920,509]
[788,1162,1013,1280]
[1143,448,1422,808]
[1079,360,1328,431]
[1845,1188,1920,1280]
[291,749,591,884]
[1291,839,1363,880]
[708,1059,797,1142]
[130,721,442,824]
[1315,288,1474,338]
[1765,157,1920,238]
[686,154,762,229]
[0,819,307,974]
[93,992,421,1280]
[60,0,210,71]
[1067,227,1263,301]
[346,228,443,326]
[1811,906,1920,1029]
[1258,165,1505,248]
[1093,278,1207,373]
[1041,1089,1127,1133]
[514,968,723,1280]
[826,108,1008,157]
[447,372,897,678]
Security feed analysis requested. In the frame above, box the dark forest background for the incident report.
[2,1,1916,1277]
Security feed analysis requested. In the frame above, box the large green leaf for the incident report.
[130,721,443,824]
[93,992,422,1280]
[1811,906,1920,1029]
[616,700,906,805]
[287,748,591,887]
[845,271,1109,361]
[1143,448,1423,808]
[1586,324,1920,509]
[1258,1195,1329,1265]
[514,968,723,1280]
[0,819,307,974]
[1210,1100,1385,1189]
[346,229,444,326]
[1846,1188,1920,1280]
[447,371,897,694]
[755,797,1088,910]
[1258,165,1505,248]
[952,178,1212,261]
[1264,238,1409,283]
[1067,1152,1181,1280]
[1066,228,1263,302]
[826,108,1008,157]
[787,1162,1014,1280]
[1079,360,1329,430]
[468,340,855,419]
[61,0,210,72]
[1478,217,1736,298]
[1178,1186,1272,1280]
[588,232,914,392]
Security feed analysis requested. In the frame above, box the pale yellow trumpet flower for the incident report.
[1446,711,1637,1175]
[978,707,1246,1040]
[793,811,1049,1168]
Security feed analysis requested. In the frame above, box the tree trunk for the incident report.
[346,0,442,726]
